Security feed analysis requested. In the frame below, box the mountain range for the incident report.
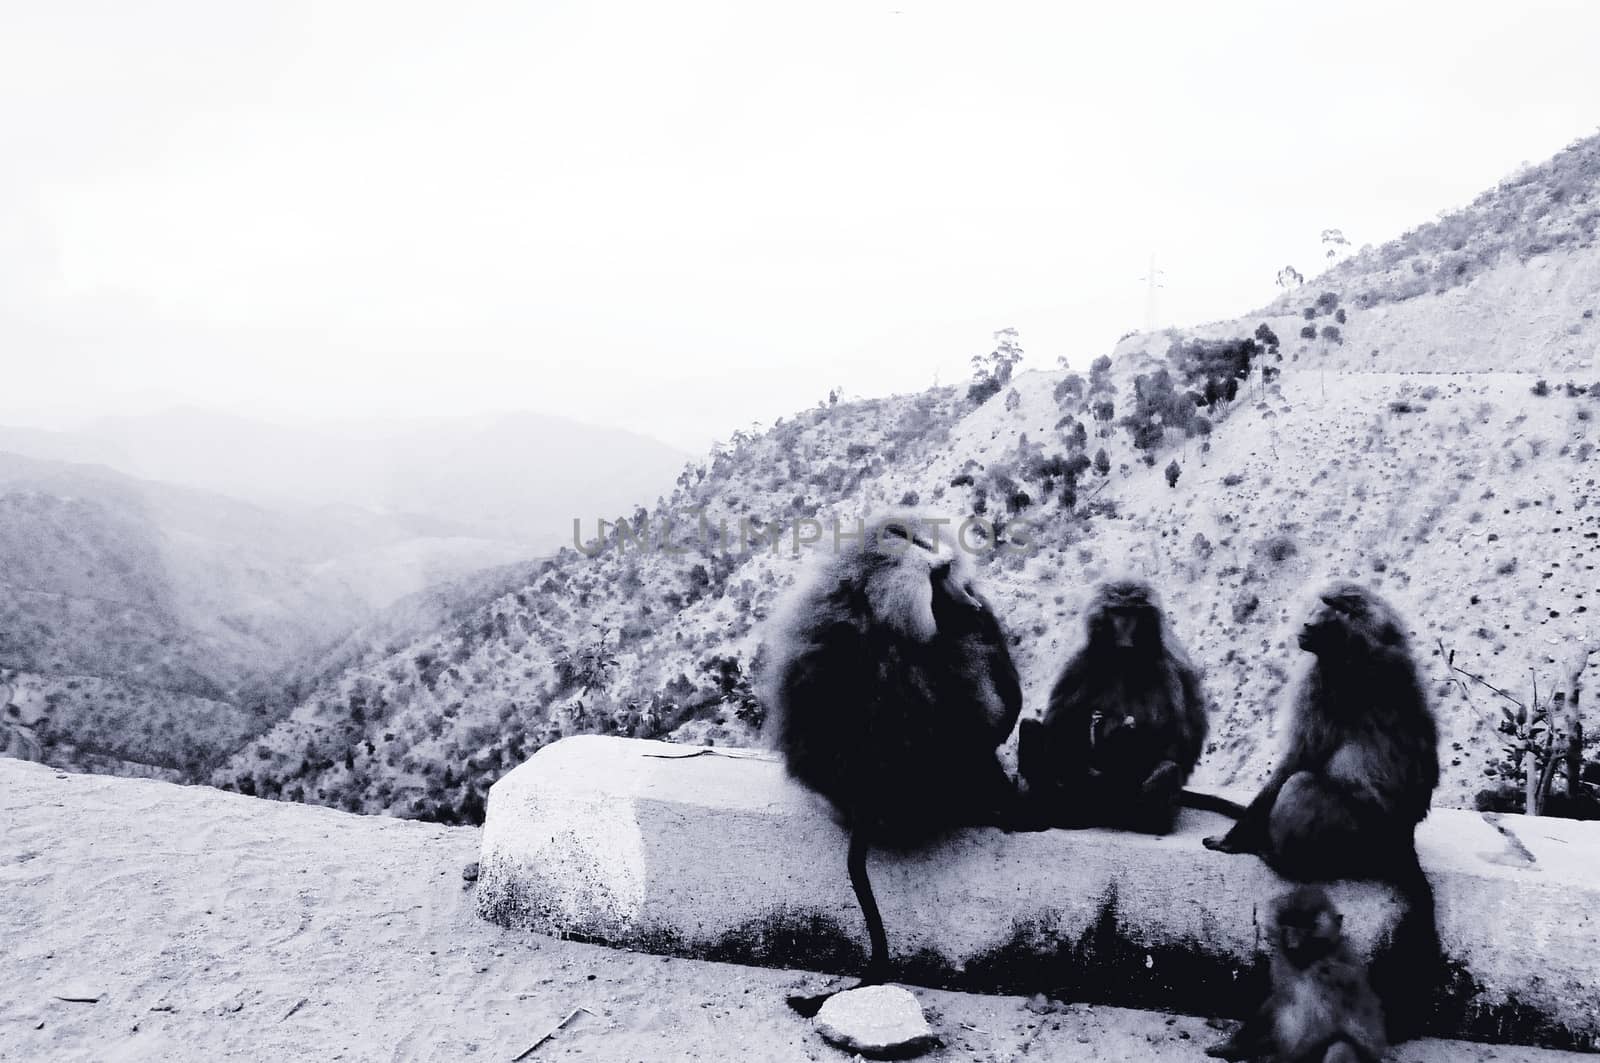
[213,133,1600,823]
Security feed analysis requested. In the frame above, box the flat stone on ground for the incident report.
[814,985,938,1059]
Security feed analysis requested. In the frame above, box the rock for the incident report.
[52,984,103,1004]
[462,861,479,883]
[814,985,937,1059]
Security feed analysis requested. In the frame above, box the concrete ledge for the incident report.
[477,735,1600,1050]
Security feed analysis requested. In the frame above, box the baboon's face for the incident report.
[1297,607,1346,654]
[1109,609,1138,648]
[865,516,983,640]
[1274,888,1343,967]
[1088,582,1162,654]
[1298,583,1403,657]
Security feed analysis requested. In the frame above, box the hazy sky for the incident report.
[3,1,1597,452]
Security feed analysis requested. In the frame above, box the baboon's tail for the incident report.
[786,828,890,1018]
[1178,789,1248,819]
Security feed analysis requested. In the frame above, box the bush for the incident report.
[1164,460,1181,488]
[967,378,1002,404]
[1054,374,1085,404]
[1300,325,1317,340]
[1093,449,1111,476]
[1532,379,1551,396]
[1261,534,1298,563]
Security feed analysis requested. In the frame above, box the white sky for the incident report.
[2,1,1597,452]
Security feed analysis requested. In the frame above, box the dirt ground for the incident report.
[0,760,1584,1062]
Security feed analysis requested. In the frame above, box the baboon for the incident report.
[1207,886,1387,1063]
[1018,579,1234,833]
[1204,581,1441,1040]
[763,513,1022,1014]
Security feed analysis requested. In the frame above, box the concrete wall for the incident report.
[477,735,1600,1049]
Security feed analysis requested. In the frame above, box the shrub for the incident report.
[1319,325,1342,344]
[1532,379,1551,396]
[968,378,1002,404]
[1261,534,1298,563]
[1054,374,1085,404]
[1093,449,1111,476]
[1164,460,1181,488]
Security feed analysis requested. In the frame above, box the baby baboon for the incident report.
[1018,579,1230,833]
[1207,886,1387,1063]
[1204,582,1441,1039]
[764,513,1022,1014]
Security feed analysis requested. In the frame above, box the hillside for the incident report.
[216,132,1600,825]
[0,453,536,777]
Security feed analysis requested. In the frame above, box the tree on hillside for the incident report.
[1321,228,1350,265]
[968,327,1025,404]
[1054,374,1085,405]
[1087,354,1115,396]
[1254,322,1280,356]
[1165,459,1181,488]
[1093,448,1111,476]
[1092,399,1115,435]
[1276,265,1304,291]
[1059,418,1089,451]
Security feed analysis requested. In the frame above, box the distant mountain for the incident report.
[216,131,1600,825]
[0,452,539,775]
[0,408,691,546]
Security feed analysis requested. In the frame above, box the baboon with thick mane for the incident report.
[1018,579,1228,833]
[1204,581,1441,1040]
[1207,885,1387,1063]
[763,513,1022,1013]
